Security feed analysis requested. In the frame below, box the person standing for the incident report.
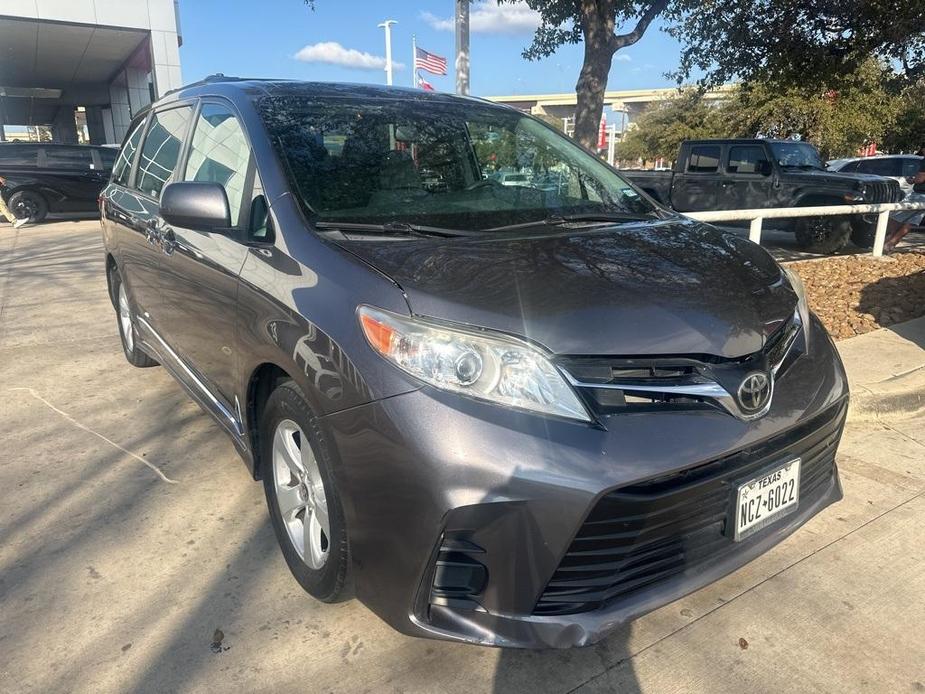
[884,147,925,253]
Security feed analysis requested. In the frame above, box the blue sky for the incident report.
[177,0,686,96]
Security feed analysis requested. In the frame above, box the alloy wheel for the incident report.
[272,419,330,569]
[118,283,134,352]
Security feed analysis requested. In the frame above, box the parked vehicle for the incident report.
[624,139,902,253]
[0,142,117,223]
[828,155,923,195]
[101,78,849,648]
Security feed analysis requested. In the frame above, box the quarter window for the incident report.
[687,146,721,173]
[136,106,193,199]
[727,146,769,174]
[184,103,251,226]
[112,120,145,186]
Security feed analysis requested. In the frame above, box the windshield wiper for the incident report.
[315,221,471,238]
[485,210,659,233]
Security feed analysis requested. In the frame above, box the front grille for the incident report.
[866,179,903,204]
[533,400,846,616]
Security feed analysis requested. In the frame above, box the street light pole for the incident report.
[378,19,397,86]
[455,0,469,95]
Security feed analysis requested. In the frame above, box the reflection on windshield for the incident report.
[257,96,656,233]
[769,142,825,169]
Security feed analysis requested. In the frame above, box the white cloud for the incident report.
[293,41,405,71]
[422,1,541,35]
[614,53,633,62]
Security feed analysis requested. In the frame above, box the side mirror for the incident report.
[160,181,231,231]
[758,160,773,176]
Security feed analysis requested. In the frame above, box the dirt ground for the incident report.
[788,250,925,340]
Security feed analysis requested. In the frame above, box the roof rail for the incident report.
[163,73,246,97]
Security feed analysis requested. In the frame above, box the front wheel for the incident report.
[794,216,851,254]
[262,381,350,602]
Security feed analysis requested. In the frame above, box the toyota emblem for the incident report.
[737,372,772,413]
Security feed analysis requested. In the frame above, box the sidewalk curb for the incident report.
[837,316,925,424]
[846,366,925,424]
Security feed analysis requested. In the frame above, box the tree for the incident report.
[616,90,726,162]
[504,0,924,151]
[881,83,925,153]
[719,60,901,158]
[505,1,668,150]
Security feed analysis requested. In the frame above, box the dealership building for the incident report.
[0,0,183,144]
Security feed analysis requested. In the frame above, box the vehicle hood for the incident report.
[785,169,893,188]
[338,219,797,358]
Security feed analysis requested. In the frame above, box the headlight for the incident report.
[358,306,591,422]
[782,266,811,350]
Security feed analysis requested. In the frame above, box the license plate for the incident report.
[734,459,801,541]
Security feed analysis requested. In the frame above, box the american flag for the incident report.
[414,46,447,75]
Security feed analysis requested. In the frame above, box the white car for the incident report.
[828,155,923,194]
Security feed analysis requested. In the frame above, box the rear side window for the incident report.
[687,146,720,173]
[902,158,922,177]
[112,121,145,186]
[727,146,769,174]
[857,158,902,177]
[98,148,118,170]
[0,144,38,166]
[136,106,193,199]
[44,147,93,170]
[184,103,251,226]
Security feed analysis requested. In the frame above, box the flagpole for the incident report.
[378,19,397,86]
[412,35,417,88]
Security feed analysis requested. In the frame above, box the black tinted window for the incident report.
[0,145,38,166]
[902,158,922,177]
[857,158,903,177]
[838,161,860,172]
[112,121,145,186]
[136,106,193,198]
[184,103,250,226]
[44,147,93,170]
[688,146,720,173]
[728,146,769,174]
[98,148,118,170]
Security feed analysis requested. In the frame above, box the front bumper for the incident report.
[322,315,848,648]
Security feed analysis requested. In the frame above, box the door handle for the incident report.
[161,227,177,255]
[144,219,161,245]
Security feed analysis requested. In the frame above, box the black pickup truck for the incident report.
[624,139,902,253]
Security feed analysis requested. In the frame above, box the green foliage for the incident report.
[881,84,925,153]
[616,90,728,161]
[665,0,925,88]
[618,61,908,161]
[720,60,902,158]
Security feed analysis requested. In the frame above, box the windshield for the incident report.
[257,96,657,232]
[769,141,825,169]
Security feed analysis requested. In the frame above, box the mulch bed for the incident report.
[786,250,925,341]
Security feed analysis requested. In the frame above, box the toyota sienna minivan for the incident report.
[100,77,848,648]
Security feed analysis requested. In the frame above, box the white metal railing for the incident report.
[684,201,925,257]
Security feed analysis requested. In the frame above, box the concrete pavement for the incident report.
[0,220,923,693]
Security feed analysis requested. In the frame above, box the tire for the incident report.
[794,216,851,254]
[850,218,876,249]
[111,269,159,368]
[261,381,350,602]
[8,190,48,223]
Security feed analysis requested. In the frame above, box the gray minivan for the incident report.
[100,77,849,648]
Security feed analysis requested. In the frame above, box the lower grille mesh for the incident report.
[534,401,847,616]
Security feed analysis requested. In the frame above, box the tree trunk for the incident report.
[574,1,616,151]
[574,43,613,151]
